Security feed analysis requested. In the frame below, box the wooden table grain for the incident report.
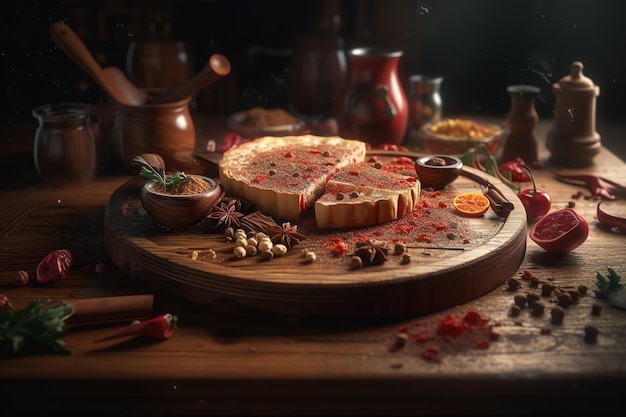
[1,118,625,416]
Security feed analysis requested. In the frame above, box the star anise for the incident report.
[352,239,389,266]
[207,196,244,230]
[240,211,306,250]
[266,221,306,250]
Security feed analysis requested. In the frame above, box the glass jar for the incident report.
[408,74,443,129]
[32,103,97,187]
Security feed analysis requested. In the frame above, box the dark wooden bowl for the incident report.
[140,175,221,230]
[415,155,463,189]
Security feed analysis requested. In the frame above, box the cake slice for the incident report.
[315,163,421,229]
[219,135,367,221]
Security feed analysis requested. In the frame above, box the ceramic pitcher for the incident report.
[337,48,408,147]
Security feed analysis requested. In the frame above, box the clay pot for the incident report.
[337,47,408,147]
[140,175,221,230]
[111,92,195,172]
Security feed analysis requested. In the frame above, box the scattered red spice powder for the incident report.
[389,310,498,362]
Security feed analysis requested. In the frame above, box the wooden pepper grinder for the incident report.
[546,61,601,167]
[502,84,541,165]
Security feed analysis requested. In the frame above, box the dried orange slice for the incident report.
[453,193,490,217]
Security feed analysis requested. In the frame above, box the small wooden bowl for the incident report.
[415,155,463,189]
[418,119,505,156]
[140,175,221,230]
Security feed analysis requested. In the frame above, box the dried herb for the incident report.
[132,154,187,192]
[0,297,75,356]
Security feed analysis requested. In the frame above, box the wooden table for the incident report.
[1,118,626,416]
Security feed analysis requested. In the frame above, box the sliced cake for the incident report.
[315,163,421,229]
[218,135,367,221]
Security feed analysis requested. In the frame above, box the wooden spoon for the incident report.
[49,22,148,106]
[149,54,231,104]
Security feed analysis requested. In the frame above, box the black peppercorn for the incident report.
[583,325,599,343]
[551,306,565,324]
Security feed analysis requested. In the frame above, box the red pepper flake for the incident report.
[394,224,415,234]
[329,237,349,256]
[307,165,321,172]
[540,328,551,335]
[438,201,447,208]
[429,191,442,198]
[420,346,440,362]
[283,151,295,158]
[254,175,266,183]
[438,314,474,337]
[521,270,533,280]
[420,199,434,208]
[414,331,435,342]
[433,221,448,231]
[571,191,583,199]
[416,234,433,243]
[463,311,486,325]
[462,239,470,244]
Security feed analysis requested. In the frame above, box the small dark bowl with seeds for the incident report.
[414,155,463,189]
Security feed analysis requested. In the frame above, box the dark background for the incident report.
[1,0,624,121]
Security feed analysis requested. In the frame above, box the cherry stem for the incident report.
[523,165,538,195]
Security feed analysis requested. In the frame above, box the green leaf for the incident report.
[0,299,74,356]
[594,268,623,299]
[133,155,187,192]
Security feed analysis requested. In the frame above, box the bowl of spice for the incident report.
[228,107,305,139]
[418,118,505,156]
[414,155,463,189]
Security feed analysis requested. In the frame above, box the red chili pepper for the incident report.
[518,166,551,221]
[219,132,246,153]
[94,313,178,342]
[499,158,531,182]
[553,172,620,200]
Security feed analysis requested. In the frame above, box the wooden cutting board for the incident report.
[104,161,527,322]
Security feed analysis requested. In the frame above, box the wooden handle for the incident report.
[66,294,154,326]
[49,21,106,89]
[150,54,231,104]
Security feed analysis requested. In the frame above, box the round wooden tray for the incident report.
[104,164,527,321]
